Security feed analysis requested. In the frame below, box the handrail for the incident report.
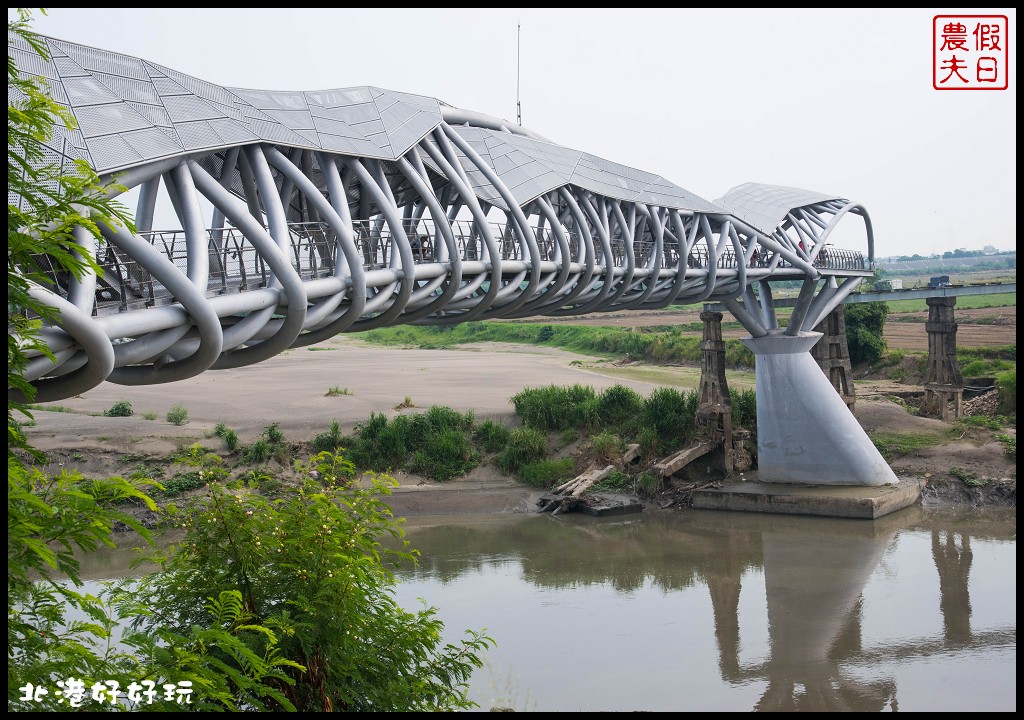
[29,220,866,315]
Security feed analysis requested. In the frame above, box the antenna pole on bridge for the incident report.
[516,21,522,126]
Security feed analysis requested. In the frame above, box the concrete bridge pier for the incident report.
[741,333,899,487]
[696,309,734,469]
[921,297,964,421]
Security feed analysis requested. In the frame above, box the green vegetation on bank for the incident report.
[364,321,758,368]
[881,292,1016,314]
[110,383,759,497]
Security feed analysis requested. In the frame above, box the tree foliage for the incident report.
[845,302,889,366]
[7,9,135,456]
[127,452,493,712]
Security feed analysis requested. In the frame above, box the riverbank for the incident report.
[23,339,1015,519]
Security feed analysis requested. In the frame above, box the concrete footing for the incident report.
[691,476,926,519]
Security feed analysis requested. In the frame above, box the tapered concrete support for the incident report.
[742,333,899,486]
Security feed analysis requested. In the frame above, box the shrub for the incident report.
[476,419,512,453]
[127,456,494,711]
[325,386,352,396]
[845,302,888,366]
[511,384,597,431]
[410,428,478,481]
[244,438,272,464]
[104,399,133,417]
[731,388,757,430]
[166,402,189,426]
[496,427,548,475]
[240,424,291,465]
[597,384,643,424]
[265,422,284,446]
[160,471,208,497]
[642,387,699,452]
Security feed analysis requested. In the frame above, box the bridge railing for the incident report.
[34,220,867,315]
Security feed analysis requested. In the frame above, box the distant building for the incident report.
[890,279,903,289]
[983,245,999,255]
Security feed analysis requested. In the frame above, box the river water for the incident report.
[77,504,1015,712]
[388,505,1016,712]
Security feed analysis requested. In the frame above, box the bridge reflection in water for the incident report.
[388,508,1015,712]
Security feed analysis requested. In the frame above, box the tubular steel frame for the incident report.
[11,33,876,406]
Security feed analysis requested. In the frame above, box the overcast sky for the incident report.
[13,7,1017,259]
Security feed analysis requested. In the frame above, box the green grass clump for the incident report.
[243,424,290,465]
[730,388,758,430]
[950,467,988,487]
[213,422,240,452]
[475,419,512,454]
[642,387,699,453]
[496,427,548,475]
[159,471,208,497]
[518,458,575,488]
[592,470,631,492]
[311,420,345,454]
[410,428,478,481]
[165,403,189,426]
[870,431,947,460]
[346,407,478,480]
[325,386,352,396]
[512,384,597,431]
[596,384,643,424]
[104,400,133,417]
[591,430,625,463]
[995,368,1015,414]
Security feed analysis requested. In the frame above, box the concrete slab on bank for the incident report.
[691,476,927,519]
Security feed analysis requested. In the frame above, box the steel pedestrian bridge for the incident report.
[10,32,893,486]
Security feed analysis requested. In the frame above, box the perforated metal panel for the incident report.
[74,103,153,138]
[162,94,226,123]
[716,182,841,235]
[174,120,228,151]
[62,75,122,106]
[93,73,161,104]
[263,109,315,130]
[126,101,173,127]
[243,118,313,146]
[84,133,144,170]
[292,129,321,145]
[206,118,259,144]
[151,75,190,97]
[121,126,184,157]
[9,46,57,80]
[57,41,149,80]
